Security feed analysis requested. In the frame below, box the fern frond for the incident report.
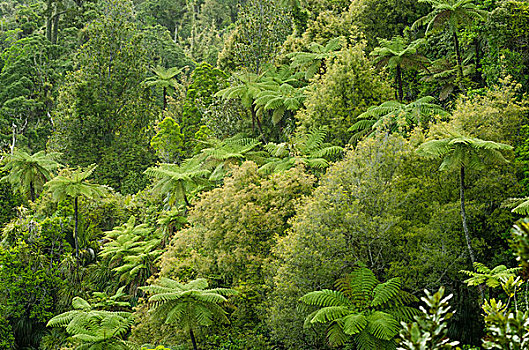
[371,278,401,307]
[300,290,352,308]
[366,311,399,341]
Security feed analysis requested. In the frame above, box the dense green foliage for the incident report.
[1,0,529,348]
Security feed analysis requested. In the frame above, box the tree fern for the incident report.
[45,165,109,270]
[371,36,428,101]
[350,97,448,142]
[47,291,135,350]
[461,262,521,289]
[199,134,267,181]
[99,216,161,296]
[300,267,418,349]
[1,149,61,201]
[287,37,343,79]
[259,127,343,174]
[144,160,210,208]
[140,278,237,350]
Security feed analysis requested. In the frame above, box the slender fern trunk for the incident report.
[452,31,464,88]
[74,196,80,271]
[189,328,198,350]
[460,166,475,264]
[396,65,404,102]
[46,0,53,41]
[162,86,167,111]
[460,166,485,301]
[29,181,36,202]
[251,104,267,143]
[51,9,60,44]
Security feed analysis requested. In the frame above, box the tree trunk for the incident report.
[250,104,256,132]
[163,86,167,112]
[29,181,36,202]
[183,191,190,214]
[51,7,60,44]
[46,0,53,41]
[452,31,464,89]
[74,196,80,270]
[460,166,485,301]
[474,38,483,86]
[460,166,476,264]
[396,64,404,102]
[252,104,267,143]
[189,328,199,350]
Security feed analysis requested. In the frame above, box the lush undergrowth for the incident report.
[1,0,529,349]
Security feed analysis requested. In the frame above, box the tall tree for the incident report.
[416,130,512,268]
[217,0,291,74]
[141,278,237,350]
[49,0,157,193]
[371,36,428,102]
[45,164,109,269]
[1,149,61,201]
[412,0,487,86]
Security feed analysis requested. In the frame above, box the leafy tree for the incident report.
[416,129,512,269]
[0,312,15,350]
[412,0,487,85]
[398,287,460,350]
[143,66,186,111]
[347,0,429,50]
[160,162,315,284]
[0,242,64,349]
[47,294,135,350]
[287,37,342,80]
[144,159,210,208]
[49,0,157,193]
[149,163,315,347]
[150,116,185,162]
[266,134,472,348]
[140,278,237,350]
[296,43,392,145]
[1,149,61,201]
[349,97,448,141]
[217,0,291,74]
[0,35,59,152]
[45,164,109,269]
[371,36,428,102]
[483,1,529,92]
[299,267,418,349]
[181,63,228,154]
